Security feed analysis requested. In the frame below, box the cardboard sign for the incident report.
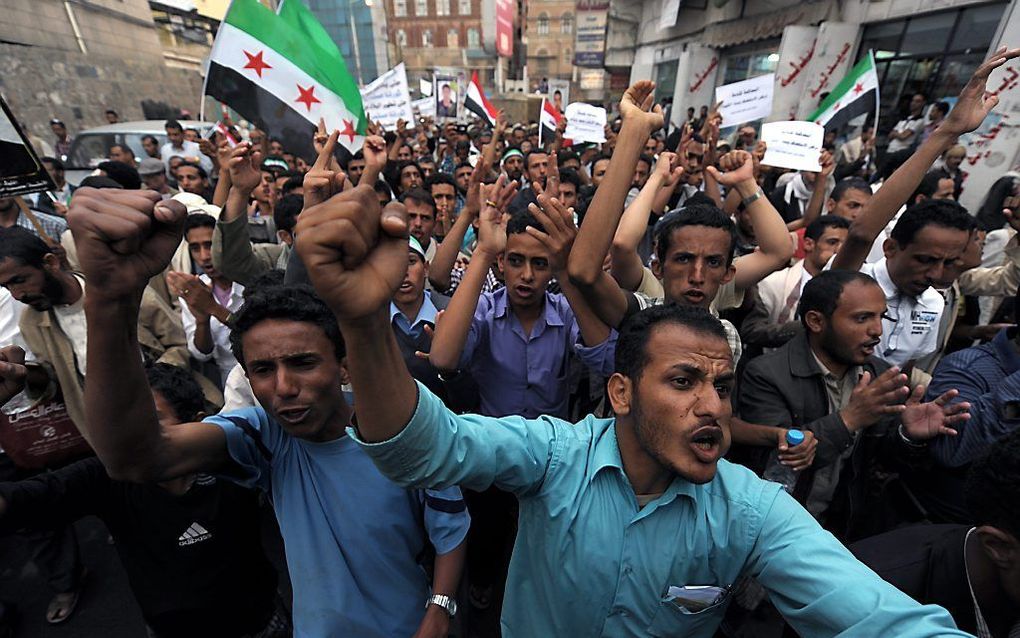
[564,102,607,143]
[361,63,415,131]
[715,73,775,127]
[760,120,824,172]
[0,96,56,197]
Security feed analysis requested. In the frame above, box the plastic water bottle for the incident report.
[763,429,805,493]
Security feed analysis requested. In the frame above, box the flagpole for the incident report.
[200,0,237,122]
[869,49,880,130]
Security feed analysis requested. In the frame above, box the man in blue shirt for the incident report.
[290,121,975,635]
[63,188,469,638]
[904,288,1020,523]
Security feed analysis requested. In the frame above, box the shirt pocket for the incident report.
[645,596,730,637]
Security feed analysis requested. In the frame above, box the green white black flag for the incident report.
[808,52,879,130]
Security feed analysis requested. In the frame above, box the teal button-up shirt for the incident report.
[352,382,969,637]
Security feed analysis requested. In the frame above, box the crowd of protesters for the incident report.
[0,45,1018,638]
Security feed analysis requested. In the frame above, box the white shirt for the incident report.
[0,288,28,354]
[180,276,245,385]
[886,116,926,153]
[861,258,944,367]
[53,275,88,376]
[160,139,213,174]
[222,363,258,411]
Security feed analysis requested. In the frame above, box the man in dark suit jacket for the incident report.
[851,428,1020,636]
[735,270,968,541]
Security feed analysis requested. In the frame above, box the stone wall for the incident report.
[0,43,204,143]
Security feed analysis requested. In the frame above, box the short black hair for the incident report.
[524,149,548,168]
[230,284,345,369]
[97,160,141,190]
[79,175,123,189]
[146,363,204,422]
[246,269,286,294]
[805,214,851,241]
[0,226,52,269]
[557,150,579,166]
[455,161,473,172]
[637,154,654,168]
[142,134,159,146]
[400,187,435,213]
[831,177,870,203]
[184,213,217,236]
[910,171,945,203]
[426,173,457,190]
[889,199,975,247]
[165,119,183,132]
[654,203,738,267]
[798,270,880,328]
[559,168,581,190]
[177,161,208,180]
[965,428,1020,538]
[373,179,393,202]
[105,109,118,116]
[40,156,64,171]
[282,175,304,196]
[931,100,950,116]
[506,210,544,236]
[615,304,728,380]
[273,194,303,235]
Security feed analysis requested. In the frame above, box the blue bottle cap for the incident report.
[785,429,805,446]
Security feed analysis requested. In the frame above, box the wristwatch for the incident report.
[426,593,458,617]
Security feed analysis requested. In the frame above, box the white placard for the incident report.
[412,96,435,119]
[760,120,824,172]
[360,63,415,131]
[419,77,433,97]
[715,73,775,127]
[658,0,680,31]
[563,102,607,143]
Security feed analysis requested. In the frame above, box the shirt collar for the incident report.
[389,292,439,328]
[870,258,900,300]
[992,328,1020,374]
[491,288,561,329]
[588,421,697,505]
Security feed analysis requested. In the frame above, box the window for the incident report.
[564,47,571,63]
[654,60,678,105]
[458,0,470,15]
[395,28,407,46]
[393,0,406,16]
[561,13,573,34]
[436,0,449,15]
[421,28,432,46]
[467,27,480,48]
[415,0,427,16]
[857,2,1008,137]
[447,28,459,48]
[537,13,549,35]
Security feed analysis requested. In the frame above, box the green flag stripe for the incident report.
[808,53,876,122]
[225,0,365,129]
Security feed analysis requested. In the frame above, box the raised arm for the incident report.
[834,47,1020,271]
[427,177,515,372]
[67,189,230,482]
[787,150,834,232]
[610,152,679,291]
[212,143,270,284]
[708,151,794,291]
[568,81,663,327]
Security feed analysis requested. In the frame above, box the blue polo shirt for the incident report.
[352,382,968,637]
[207,408,470,638]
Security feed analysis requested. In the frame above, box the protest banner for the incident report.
[0,96,56,198]
[564,102,607,143]
[760,120,824,172]
[715,73,775,127]
[361,63,415,131]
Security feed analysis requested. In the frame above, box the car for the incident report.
[63,120,214,185]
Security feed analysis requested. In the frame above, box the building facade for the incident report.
[525,0,576,92]
[608,0,1017,213]
[384,0,495,88]
[302,0,390,86]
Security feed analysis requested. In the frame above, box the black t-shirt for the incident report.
[0,457,277,637]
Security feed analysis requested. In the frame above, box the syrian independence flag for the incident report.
[204,0,366,157]
[464,71,499,126]
[808,51,879,131]
[539,98,571,147]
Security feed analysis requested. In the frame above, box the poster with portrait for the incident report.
[434,75,459,121]
[547,79,570,115]
[0,95,55,197]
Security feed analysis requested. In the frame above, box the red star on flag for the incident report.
[341,119,356,143]
[243,50,271,78]
[852,82,864,95]
[295,84,321,112]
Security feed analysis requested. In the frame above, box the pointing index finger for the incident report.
[312,129,340,172]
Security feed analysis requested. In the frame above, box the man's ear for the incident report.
[721,263,736,285]
[42,252,62,271]
[883,237,898,261]
[496,253,505,275]
[607,373,633,416]
[803,309,826,335]
[338,356,352,386]
[277,229,293,246]
[976,526,1019,570]
[825,198,836,212]
[650,256,662,279]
